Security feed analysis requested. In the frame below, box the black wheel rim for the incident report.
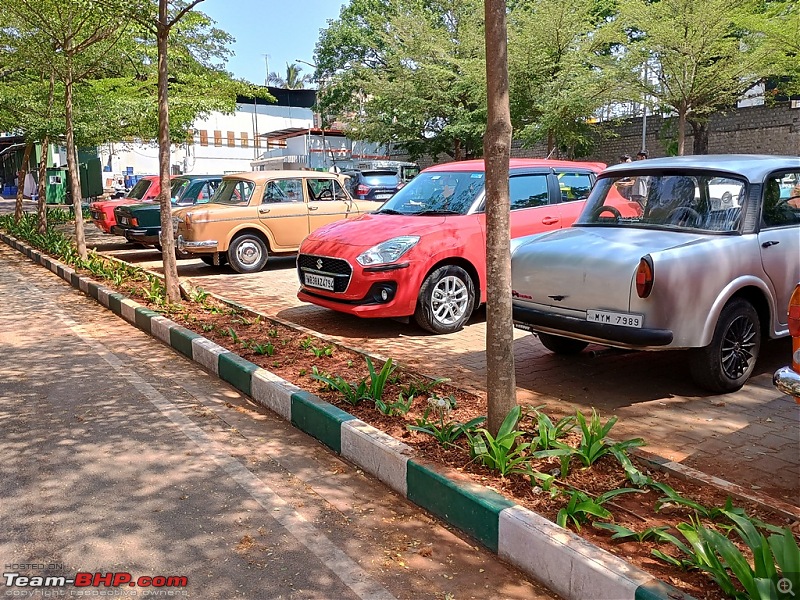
[720,315,757,380]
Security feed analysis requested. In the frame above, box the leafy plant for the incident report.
[593,522,672,542]
[201,324,214,332]
[225,327,240,343]
[188,287,210,303]
[531,410,575,450]
[141,276,166,306]
[469,406,533,476]
[375,392,415,416]
[557,488,644,531]
[398,377,450,398]
[267,328,279,338]
[310,370,369,406]
[251,342,275,356]
[652,515,800,600]
[408,394,485,447]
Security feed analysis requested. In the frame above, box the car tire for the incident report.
[537,332,589,355]
[227,233,268,274]
[200,255,228,267]
[414,265,475,334]
[689,298,761,393]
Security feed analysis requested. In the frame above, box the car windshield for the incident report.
[212,179,255,205]
[127,178,152,200]
[377,171,484,215]
[170,179,190,203]
[575,172,747,233]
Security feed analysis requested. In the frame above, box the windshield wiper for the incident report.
[413,209,462,216]
[374,208,403,215]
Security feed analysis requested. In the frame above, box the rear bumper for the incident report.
[112,226,160,246]
[773,366,800,400]
[177,235,218,253]
[512,303,673,347]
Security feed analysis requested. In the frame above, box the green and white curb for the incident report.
[1,232,694,600]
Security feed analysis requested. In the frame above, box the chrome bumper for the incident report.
[773,366,800,399]
[177,235,217,252]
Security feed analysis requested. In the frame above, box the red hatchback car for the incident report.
[297,158,606,334]
[90,175,163,234]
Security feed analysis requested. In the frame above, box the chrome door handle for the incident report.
[258,207,270,214]
[761,240,780,248]
[308,206,319,211]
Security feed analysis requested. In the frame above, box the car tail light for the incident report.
[788,284,800,338]
[635,255,654,298]
[356,184,369,196]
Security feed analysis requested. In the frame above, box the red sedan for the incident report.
[297,158,610,334]
[90,175,163,234]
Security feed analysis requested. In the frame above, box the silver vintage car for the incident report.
[511,155,800,393]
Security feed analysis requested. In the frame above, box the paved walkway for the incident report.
[0,239,557,600]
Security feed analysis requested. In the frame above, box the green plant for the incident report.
[311,344,334,358]
[652,515,800,600]
[141,276,166,306]
[225,327,240,343]
[364,357,395,401]
[267,328,279,338]
[593,522,672,542]
[531,411,575,450]
[189,287,210,303]
[375,392,415,416]
[201,324,214,332]
[557,488,644,531]
[468,406,533,476]
[251,342,275,356]
[310,370,369,406]
[408,394,485,447]
[398,377,450,398]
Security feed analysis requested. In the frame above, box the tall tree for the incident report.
[508,0,618,157]
[616,0,771,154]
[3,0,130,258]
[268,63,314,89]
[484,0,515,434]
[315,0,487,161]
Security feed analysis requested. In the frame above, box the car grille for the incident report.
[297,254,352,293]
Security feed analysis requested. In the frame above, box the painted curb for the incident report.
[1,233,695,600]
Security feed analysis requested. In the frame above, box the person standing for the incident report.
[631,150,650,204]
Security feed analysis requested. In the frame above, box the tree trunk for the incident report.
[14,142,32,223]
[453,138,462,162]
[157,0,181,304]
[64,64,87,259]
[677,106,687,156]
[37,137,49,234]
[690,120,709,155]
[484,0,516,435]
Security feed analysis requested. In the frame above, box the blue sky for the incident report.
[201,0,348,86]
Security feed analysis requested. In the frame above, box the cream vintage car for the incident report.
[174,170,380,273]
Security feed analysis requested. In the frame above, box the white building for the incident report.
[91,88,316,189]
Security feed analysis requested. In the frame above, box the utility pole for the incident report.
[263,54,270,86]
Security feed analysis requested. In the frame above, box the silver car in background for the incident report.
[511,155,800,393]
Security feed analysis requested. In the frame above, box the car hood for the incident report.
[303,213,450,249]
[511,226,711,311]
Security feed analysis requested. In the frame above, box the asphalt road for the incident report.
[0,240,557,600]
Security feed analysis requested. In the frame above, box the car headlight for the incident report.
[356,236,420,266]
[172,216,182,234]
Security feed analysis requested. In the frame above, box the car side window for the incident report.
[509,174,549,210]
[762,172,800,228]
[307,178,343,201]
[556,172,593,203]
[263,179,303,203]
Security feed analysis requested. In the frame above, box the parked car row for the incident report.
[90,156,800,395]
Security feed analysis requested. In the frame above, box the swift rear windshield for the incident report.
[576,173,747,233]
[376,171,484,215]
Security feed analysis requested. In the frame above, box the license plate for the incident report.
[513,321,534,332]
[304,273,334,291]
[119,216,129,225]
[587,310,643,328]
[91,211,101,219]
[375,193,392,200]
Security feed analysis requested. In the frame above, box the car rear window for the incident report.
[128,178,152,200]
[361,172,399,186]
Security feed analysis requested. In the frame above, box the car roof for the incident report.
[174,174,223,181]
[424,158,607,174]
[604,154,800,182]
[223,170,344,182]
